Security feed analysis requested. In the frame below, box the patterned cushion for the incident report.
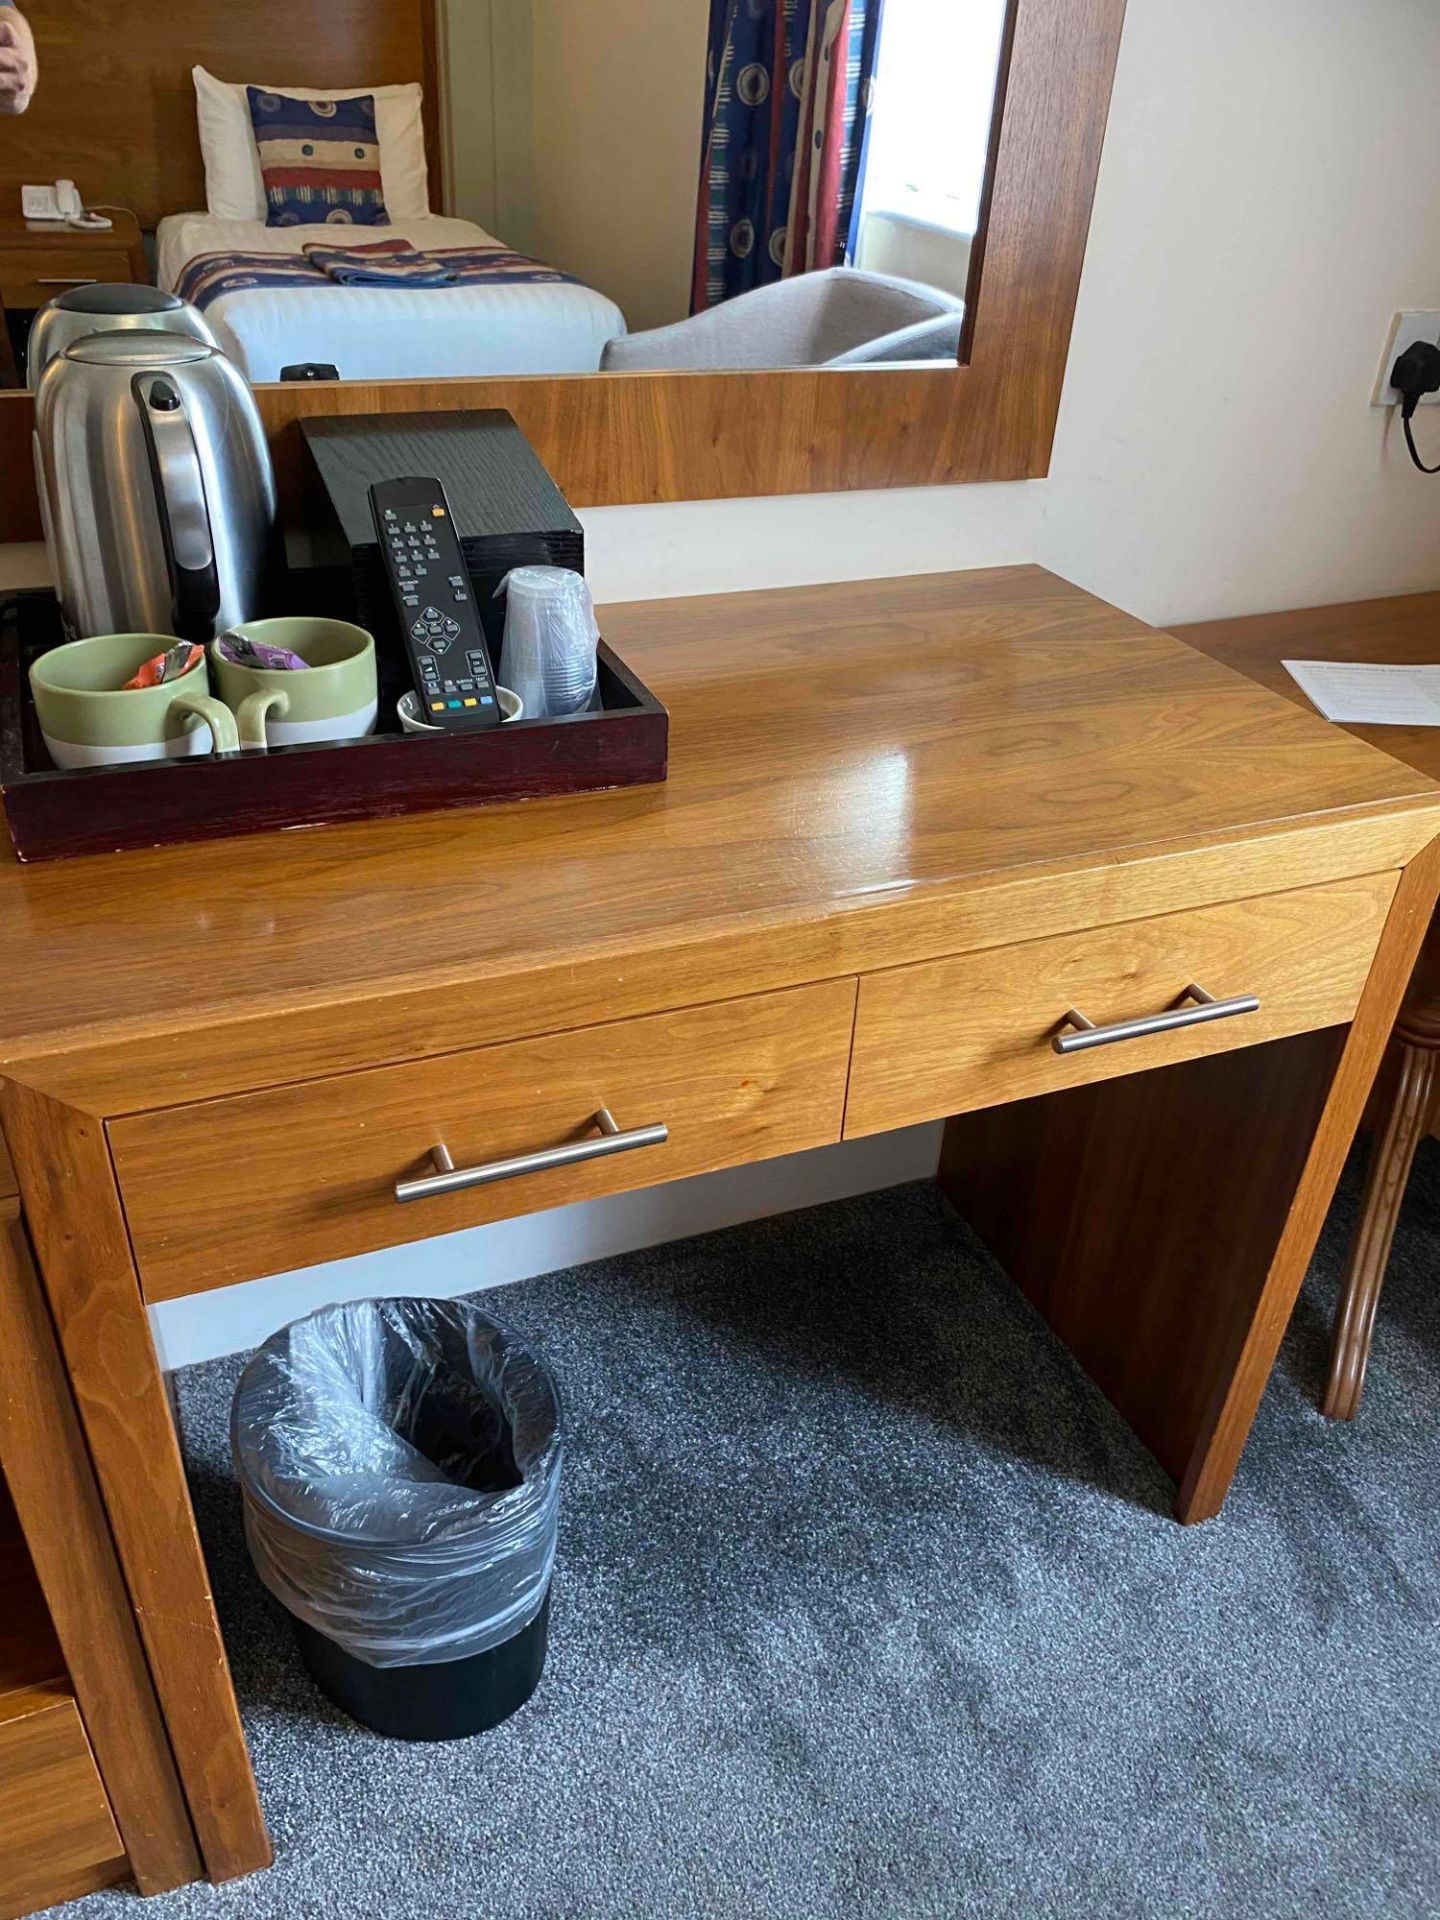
[245,87,388,227]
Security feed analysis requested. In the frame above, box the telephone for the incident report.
[21,182,114,232]
[22,180,82,222]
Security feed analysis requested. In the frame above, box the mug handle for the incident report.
[235,688,290,752]
[169,690,239,757]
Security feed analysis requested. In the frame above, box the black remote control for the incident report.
[369,476,503,732]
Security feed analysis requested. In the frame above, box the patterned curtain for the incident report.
[692,0,883,313]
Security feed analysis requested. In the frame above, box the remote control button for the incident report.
[463,697,477,707]
[449,575,464,588]
[447,698,461,709]
[430,700,445,712]
[384,508,396,520]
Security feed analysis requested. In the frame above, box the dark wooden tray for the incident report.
[0,592,668,863]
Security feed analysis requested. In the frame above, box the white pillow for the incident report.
[192,65,431,223]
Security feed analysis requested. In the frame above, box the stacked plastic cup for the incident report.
[496,567,600,719]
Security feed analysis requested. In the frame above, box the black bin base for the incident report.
[290,1586,551,1741]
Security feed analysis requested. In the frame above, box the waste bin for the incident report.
[231,1297,563,1742]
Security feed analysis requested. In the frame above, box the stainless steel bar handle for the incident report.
[1051,983,1260,1055]
[36,276,99,287]
[394,1107,669,1204]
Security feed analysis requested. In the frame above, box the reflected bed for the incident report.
[155,215,627,383]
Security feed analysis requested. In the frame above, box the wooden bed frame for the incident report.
[0,0,443,232]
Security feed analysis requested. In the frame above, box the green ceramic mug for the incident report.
[29,633,239,770]
[212,619,378,752]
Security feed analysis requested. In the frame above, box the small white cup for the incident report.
[397,686,523,733]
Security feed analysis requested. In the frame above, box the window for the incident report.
[857,0,1010,243]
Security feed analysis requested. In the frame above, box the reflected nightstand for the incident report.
[0,211,147,386]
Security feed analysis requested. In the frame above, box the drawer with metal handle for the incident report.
[394,1108,671,1203]
[109,979,857,1302]
[843,871,1398,1138]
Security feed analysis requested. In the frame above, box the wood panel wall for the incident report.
[0,0,441,230]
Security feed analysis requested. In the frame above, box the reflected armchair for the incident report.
[600,268,964,373]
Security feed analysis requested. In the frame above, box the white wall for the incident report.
[527,0,706,333]
[1036,0,1440,625]
[442,0,537,245]
[50,0,1440,1361]
[432,0,1440,626]
[562,0,1440,628]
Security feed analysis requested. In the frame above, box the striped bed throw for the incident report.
[301,238,455,287]
[176,245,582,312]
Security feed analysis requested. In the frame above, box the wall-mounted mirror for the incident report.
[0,0,1122,524]
[0,0,1011,387]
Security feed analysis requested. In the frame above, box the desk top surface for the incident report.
[2,567,1437,1099]
[1179,590,1440,786]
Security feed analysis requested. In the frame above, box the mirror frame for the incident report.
[0,0,1126,541]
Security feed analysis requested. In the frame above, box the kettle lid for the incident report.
[62,331,216,368]
[53,283,183,316]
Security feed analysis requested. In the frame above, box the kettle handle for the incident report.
[133,371,221,641]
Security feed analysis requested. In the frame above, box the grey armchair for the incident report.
[600,268,964,373]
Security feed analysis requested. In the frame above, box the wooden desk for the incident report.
[1179,592,1440,778]
[2,567,1439,1898]
[1180,591,1440,1419]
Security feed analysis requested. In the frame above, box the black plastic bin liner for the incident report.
[231,1299,563,1676]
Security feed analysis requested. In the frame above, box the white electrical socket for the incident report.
[1372,310,1440,406]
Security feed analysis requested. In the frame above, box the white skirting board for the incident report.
[149,1124,944,1371]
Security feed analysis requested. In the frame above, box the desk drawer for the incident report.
[112,980,856,1301]
[844,872,1397,1138]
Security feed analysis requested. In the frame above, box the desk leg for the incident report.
[940,843,1440,1523]
[0,1082,272,1885]
[0,1201,202,1893]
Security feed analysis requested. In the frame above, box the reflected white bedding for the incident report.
[155,214,627,383]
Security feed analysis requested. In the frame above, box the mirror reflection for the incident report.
[0,0,1010,388]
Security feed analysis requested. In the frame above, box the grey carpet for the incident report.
[51,1146,1440,1920]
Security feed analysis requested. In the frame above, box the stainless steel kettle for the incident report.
[27,283,218,390]
[34,332,276,641]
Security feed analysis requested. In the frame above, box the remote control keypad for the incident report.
[373,487,500,725]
